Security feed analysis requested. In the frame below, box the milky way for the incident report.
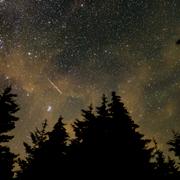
[0,0,180,155]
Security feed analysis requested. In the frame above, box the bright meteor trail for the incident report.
[48,78,62,95]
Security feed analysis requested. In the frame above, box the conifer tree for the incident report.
[107,92,153,177]
[0,86,19,180]
[18,117,68,180]
[71,92,154,178]
[152,140,179,177]
[17,120,48,180]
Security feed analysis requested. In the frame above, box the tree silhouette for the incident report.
[17,117,69,180]
[69,104,97,179]
[71,92,154,179]
[168,131,180,159]
[44,116,69,179]
[17,120,48,179]
[107,92,154,177]
[0,86,19,142]
[16,91,180,178]
[152,140,179,177]
[0,86,19,180]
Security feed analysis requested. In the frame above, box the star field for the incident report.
[0,0,179,155]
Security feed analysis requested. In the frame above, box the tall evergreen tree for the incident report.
[45,116,69,178]
[0,86,19,180]
[18,117,68,180]
[71,92,154,179]
[69,105,97,178]
[107,92,153,177]
[17,120,48,180]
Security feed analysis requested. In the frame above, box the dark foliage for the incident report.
[17,117,69,180]
[69,92,155,178]
[0,87,179,179]
[0,87,19,180]
[168,131,180,159]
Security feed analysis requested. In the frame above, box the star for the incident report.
[47,106,52,112]
[27,52,32,56]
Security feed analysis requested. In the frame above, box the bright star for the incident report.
[47,106,52,112]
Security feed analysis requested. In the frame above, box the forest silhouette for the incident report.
[0,86,180,179]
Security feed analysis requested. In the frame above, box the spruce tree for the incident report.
[71,92,154,178]
[18,117,68,180]
[107,92,153,177]
[0,86,19,180]
[17,120,48,180]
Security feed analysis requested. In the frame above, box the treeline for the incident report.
[0,86,180,179]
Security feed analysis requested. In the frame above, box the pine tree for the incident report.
[107,92,153,178]
[45,116,69,178]
[17,120,48,180]
[152,140,179,177]
[18,117,69,180]
[71,92,154,179]
[70,104,98,179]
[0,86,19,180]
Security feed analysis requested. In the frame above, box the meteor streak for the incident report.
[48,78,62,95]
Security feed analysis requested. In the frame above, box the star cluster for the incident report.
[0,0,180,155]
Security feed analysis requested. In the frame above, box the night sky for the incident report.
[0,0,179,155]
